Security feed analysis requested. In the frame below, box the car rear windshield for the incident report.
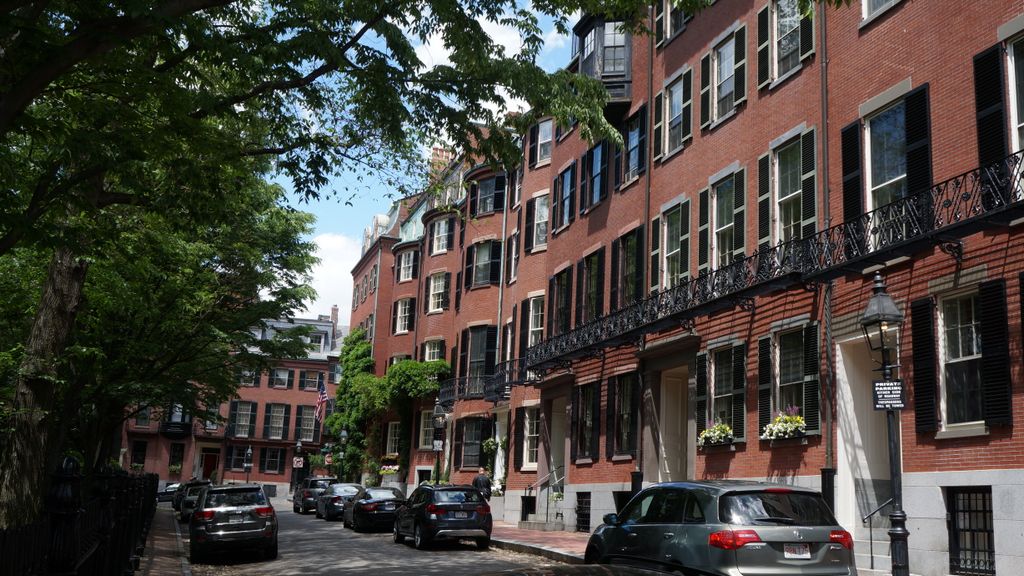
[434,490,483,504]
[331,485,360,495]
[720,491,837,526]
[186,486,204,496]
[206,489,267,507]
[366,488,403,500]
[309,479,334,489]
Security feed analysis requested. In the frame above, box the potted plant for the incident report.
[697,420,734,447]
[168,464,182,477]
[378,455,399,477]
[761,406,806,440]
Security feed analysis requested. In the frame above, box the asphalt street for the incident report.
[186,498,561,576]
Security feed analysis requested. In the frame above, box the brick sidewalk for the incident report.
[490,521,588,564]
[140,506,189,576]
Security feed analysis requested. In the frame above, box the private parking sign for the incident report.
[873,380,905,410]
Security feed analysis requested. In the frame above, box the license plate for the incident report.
[229,515,245,524]
[382,503,394,510]
[453,511,468,519]
[784,543,811,559]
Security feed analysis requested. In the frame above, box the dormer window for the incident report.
[577,19,630,81]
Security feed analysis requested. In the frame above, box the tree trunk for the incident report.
[0,246,88,528]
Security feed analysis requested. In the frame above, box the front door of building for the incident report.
[659,366,689,482]
[835,336,892,537]
[547,396,566,486]
[201,449,219,480]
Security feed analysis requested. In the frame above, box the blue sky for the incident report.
[289,13,574,325]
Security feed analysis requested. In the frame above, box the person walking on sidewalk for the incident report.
[472,468,491,500]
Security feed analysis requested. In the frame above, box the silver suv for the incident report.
[188,484,278,563]
[585,480,855,576]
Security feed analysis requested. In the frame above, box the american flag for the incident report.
[314,379,328,422]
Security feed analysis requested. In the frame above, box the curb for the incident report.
[172,511,193,576]
[489,537,584,565]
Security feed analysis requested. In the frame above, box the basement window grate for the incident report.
[575,491,591,532]
[947,486,995,576]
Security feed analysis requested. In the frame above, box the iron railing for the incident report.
[484,359,541,402]
[526,152,1024,369]
[438,378,456,410]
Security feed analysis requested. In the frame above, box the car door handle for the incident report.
[627,532,639,538]
[663,533,674,539]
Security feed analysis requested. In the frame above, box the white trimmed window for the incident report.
[603,22,626,74]
[268,404,285,439]
[271,368,289,388]
[473,242,492,285]
[940,293,983,426]
[713,177,736,269]
[667,79,685,152]
[264,448,282,473]
[432,219,450,254]
[507,232,520,282]
[395,298,412,334]
[532,196,549,248]
[386,421,401,455]
[477,178,497,215]
[663,204,685,287]
[428,273,446,312]
[777,329,804,412]
[300,408,315,442]
[668,4,688,38]
[866,100,907,210]
[236,401,254,438]
[370,265,378,291]
[419,410,433,450]
[1010,37,1024,152]
[239,370,257,387]
[774,0,800,77]
[776,139,802,244]
[398,251,415,282]
[528,296,545,347]
[863,0,900,20]
[715,39,736,119]
[424,340,444,362]
[537,119,553,163]
[711,348,734,428]
[524,407,540,468]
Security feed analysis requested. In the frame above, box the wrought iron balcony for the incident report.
[526,151,1024,369]
[483,359,541,402]
[439,378,457,411]
[456,376,487,400]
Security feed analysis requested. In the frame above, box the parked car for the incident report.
[158,482,181,503]
[179,483,210,523]
[172,479,210,511]
[477,567,667,576]
[188,483,278,563]
[344,486,406,531]
[584,480,856,576]
[293,476,337,514]
[393,485,491,550]
[316,483,362,521]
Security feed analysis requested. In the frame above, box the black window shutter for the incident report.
[596,247,606,318]
[630,375,640,456]
[698,188,709,272]
[494,173,506,210]
[446,217,455,248]
[379,421,388,454]
[700,52,711,129]
[259,447,268,472]
[613,138,623,188]
[524,199,535,252]
[469,182,479,217]
[757,336,772,438]
[227,400,238,437]
[513,407,525,471]
[442,272,451,309]
[528,125,539,167]
[569,161,577,222]
[439,339,446,361]
[226,446,235,468]
[547,276,556,338]
[731,343,746,441]
[575,260,585,327]
[911,298,938,432]
[459,329,469,378]
[801,128,817,238]
[485,325,498,375]
[428,222,435,251]
[600,141,610,200]
[459,213,465,247]
[263,403,271,439]
[756,4,770,89]
[313,415,321,444]
[579,152,589,212]
[570,387,580,462]
[650,217,661,291]
[655,0,664,45]
[653,91,664,160]
[411,251,419,279]
[489,241,502,285]
[420,342,427,361]
[453,419,464,469]
[413,411,421,449]
[979,279,1012,426]
[610,238,621,310]
[519,298,530,358]
[634,225,645,299]
[733,26,747,106]
[733,169,745,259]
[392,301,398,334]
[758,152,771,250]
[841,120,863,222]
[682,69,693,142]
[904,84,932,196]
[284,405,294,442]
[463,245,474,288]
[803,323,820,433]
[974,45,1008,169]
[455,271,462,311]
[695,353,708,437]
[287,369,294,389]
[590,380,601,459]
[799,8,814,61]
[606,377,617,458]
[423,280,430,314]
[408,298,416,331]
[638,106,648,172]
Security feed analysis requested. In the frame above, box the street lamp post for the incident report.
[338,429,349,480]
[860,272,909,576]
[244,445,253,483]
[431,398,446,484]
[292,440,304,492]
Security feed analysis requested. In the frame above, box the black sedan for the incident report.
[315,483,362,521]
[157,482,180,503]
[344,486,406,532]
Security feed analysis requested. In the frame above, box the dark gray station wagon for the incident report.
[585,480,855,576]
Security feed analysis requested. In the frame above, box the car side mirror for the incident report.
[603,513,620,526]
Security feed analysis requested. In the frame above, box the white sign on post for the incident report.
[433,440,443,452]
[293,457,304,469]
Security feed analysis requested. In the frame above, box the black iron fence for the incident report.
[0,458,158,576]
[527,151,1024,369]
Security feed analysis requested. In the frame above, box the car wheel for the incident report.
[393,521,405,544]
[293,502,301,514]
[352,513,363,532]
[189,545,204,564]
[265,539,278,560]
[584,545,602,564]
[315,507,323,519]
[414,523,429,550]
[476,537,490,550]
[343,513,350,528]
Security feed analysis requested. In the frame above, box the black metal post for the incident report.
[881,343,910,576]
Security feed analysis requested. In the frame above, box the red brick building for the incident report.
[349,3,1024,575]
[123,313,341,494]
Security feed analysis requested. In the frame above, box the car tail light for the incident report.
[332,496,342,504]
[303,490,312,498]
[194,510,215,522]
[763,487,793,493]
[476,504,490,515]
[425,503,441,515]
[709,529,762,550]
[830,530,854,550]
[363,503,378,512]
[255,506,275,518]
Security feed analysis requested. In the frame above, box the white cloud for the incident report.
[297,232,363,327]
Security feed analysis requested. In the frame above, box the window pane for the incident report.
[869,101,907,207]
[715,40,735,116]
[777,140,802,243]
[776,0,800,76]
[1015,40,1024,147]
